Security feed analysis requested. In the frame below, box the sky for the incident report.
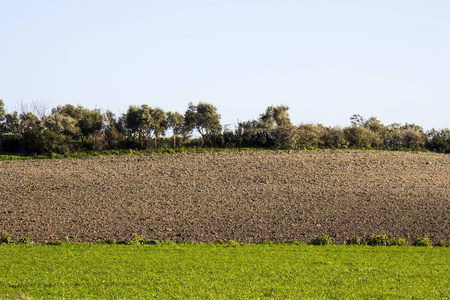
[1,0,449,130]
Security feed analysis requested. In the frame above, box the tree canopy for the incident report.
[0,99,448,154]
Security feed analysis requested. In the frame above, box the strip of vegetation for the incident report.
[1,232,448,247]
[1,99,449,156]
[1,241,449,299]
[0,147,264,161]
[0,145,439,162]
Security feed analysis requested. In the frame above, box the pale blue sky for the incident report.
[1,1,449,129]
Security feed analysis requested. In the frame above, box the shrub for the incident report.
[366,235,390,246]
[227,240,240,247]
[287,239,302,245]
[345,236,364,245]
[142,239,159,245]
[17,236,32,244]
[412,237,433,247]
[47,236,71,245]
[120,236,143,245]
[104,239,116,244]
[434,240,448,247]
[0,232,12,244]
[158,239,174,245]
[213,240,242,246]
[309,235,332,245]
[389,238,408,246]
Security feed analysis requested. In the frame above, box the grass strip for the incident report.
[0,147,264,161]
[1,243,449,299]
[0,145,437,161]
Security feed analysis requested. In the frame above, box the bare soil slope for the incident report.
[1,150,449,243]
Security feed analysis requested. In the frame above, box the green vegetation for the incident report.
[309,234,333,245]
[0,99,449,155]
[0,243,449,299]
[0,147,262,161]
[412,237,434,247]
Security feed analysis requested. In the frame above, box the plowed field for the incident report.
[1,150,449,243]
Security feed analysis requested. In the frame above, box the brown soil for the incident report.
[1,150,449,244]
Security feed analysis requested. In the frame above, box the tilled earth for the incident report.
[0,150,449,244]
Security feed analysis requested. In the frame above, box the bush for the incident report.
[104,239,116,244]
[212,240,241,246]
[142,239,159,245]
[322,126,349,148]
[287,239,302,245]
[227,240,240,247]
[366,235,390,246]
[344,126,381,148]
[345,236,364,245]
[119,236,143,245]
[17,236,32,244]
[158,239,175,245]
[412,237,433,247]
[0,232,12,244]
[309,235,332,245]
[47,236,71,245]
[389,238,408,246]
[434,240,448,247]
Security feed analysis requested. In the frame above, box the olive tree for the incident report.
[123,105,167,148]
[150,107,167,148]
[78,108,103,141]
[45,113,80,138]
[124,105,151,144]
[167,111,184,148]
[103,110,123,149]
[258,105,292,129]
[0,99,5,150]
[0,99,5,123]
[52,104,103,142]
[184,102,221,141]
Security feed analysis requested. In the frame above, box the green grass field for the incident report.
[1,243,449,299]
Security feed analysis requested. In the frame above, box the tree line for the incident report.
[0,99,449,154]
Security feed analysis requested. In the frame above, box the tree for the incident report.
[427,128,450,153]
[0,99,5,123]
[184,102,221,140]
[124,105,151,145]
[52,104,103,142]
[322,126,348,148]
[256,105,293,148]
[123,105,168,148]
[0,99,5,150]
[259,105,292,129]
[19,112,40,134]
[78,108,103,141]
[103,110,122,149]
[4,111,20,135]
[45,113,80,138]
[18,99,49,120]
[400,123,427,149]
[344,126,377,148]
[350,114,365,127]
[52,104,83,120]
[150,107,167,148]
[167,111,184,148]
[296,123,324,148]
